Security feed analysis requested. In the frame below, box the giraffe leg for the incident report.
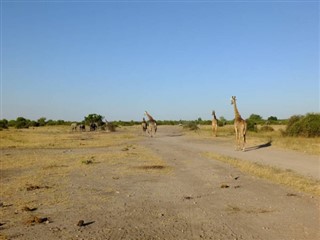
[235,128,239,150]
[242,135,246,151]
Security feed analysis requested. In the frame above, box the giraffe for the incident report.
[144,111,157,137]
[141,117,148,135]
[212,110,218,137]
[231,96,247,151]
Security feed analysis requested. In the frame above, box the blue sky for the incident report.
[1,0,319,121]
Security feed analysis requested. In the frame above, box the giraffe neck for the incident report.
[213,113,217,121]
[145,112,155,122]
[233,102,242,120]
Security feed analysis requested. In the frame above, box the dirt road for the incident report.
[1,126,319,240]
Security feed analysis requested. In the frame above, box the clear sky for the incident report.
[1,0,319,121]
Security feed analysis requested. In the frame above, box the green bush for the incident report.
[246,119,257,132]
[15,117,29,129]
[0,119,9,130]
[285,113,320,137]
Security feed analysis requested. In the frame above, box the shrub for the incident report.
[15,117,29,129]
[285,113,320,137]
[260,125,274,132]
[0,119,9,130]
[246,119,257,132]
[29,121,40,127]
[183,121,199,131]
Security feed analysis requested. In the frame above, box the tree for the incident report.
[37,117,47,126]
[219,116,227,126]
[248,114,263,122]
[15,117,29,129]
[84,114,105,126]
[267,116,278,121]
[0,119,8,129]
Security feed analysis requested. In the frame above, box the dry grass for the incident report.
[186,125,320,155]
[0,126,140,149]
[205,152,320,196]
[0,125,169,233]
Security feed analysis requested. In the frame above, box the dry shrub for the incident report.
[260,125,274,132]
[183,121,199,131]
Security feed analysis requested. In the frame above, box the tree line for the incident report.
[1,113,319,137]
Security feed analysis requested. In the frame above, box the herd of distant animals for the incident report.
[71,96,247,151]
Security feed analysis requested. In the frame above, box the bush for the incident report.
[183,121,199,131]
[15,117,29,129]
[0,119,9,130]
[260,125,274,132]
[246,119,257,132]
[29,121,40,127]
[285,113,320,137]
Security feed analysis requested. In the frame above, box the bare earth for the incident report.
[1,126,319,240]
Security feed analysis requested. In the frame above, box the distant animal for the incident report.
[71,123,77,131]
[212,110,218,137]
[90,122,97,131]
[79,124,85,131]
[141,118,148,134]
[144,111,157,137]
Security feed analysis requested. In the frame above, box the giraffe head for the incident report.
[144,111,148,116]
[212,110,215,116]
[231,96,237,105]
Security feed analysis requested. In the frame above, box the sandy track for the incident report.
[1,126,319,240]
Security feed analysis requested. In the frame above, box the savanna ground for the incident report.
[0,125,319,240]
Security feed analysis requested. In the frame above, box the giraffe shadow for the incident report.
[245,141,272,152]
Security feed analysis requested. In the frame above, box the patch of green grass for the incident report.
[205,152,320,196]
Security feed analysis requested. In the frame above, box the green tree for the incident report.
[84,114,105,126]
[219,116,227,126]
[15,117,29,129]
[267,116,278,121]
[37,117,47,126]
[0,119,8,129]
[29,121,40,127]
[248,114,263,122]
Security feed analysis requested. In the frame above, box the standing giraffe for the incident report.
[144,111,157,137]
[212,110,218,137]
[231,96,247,151]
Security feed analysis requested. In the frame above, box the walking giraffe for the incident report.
[231,96,247,151]
[212,110,218,137]
[144,111,157,137]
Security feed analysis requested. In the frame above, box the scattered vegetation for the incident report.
[1,112,319,139]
